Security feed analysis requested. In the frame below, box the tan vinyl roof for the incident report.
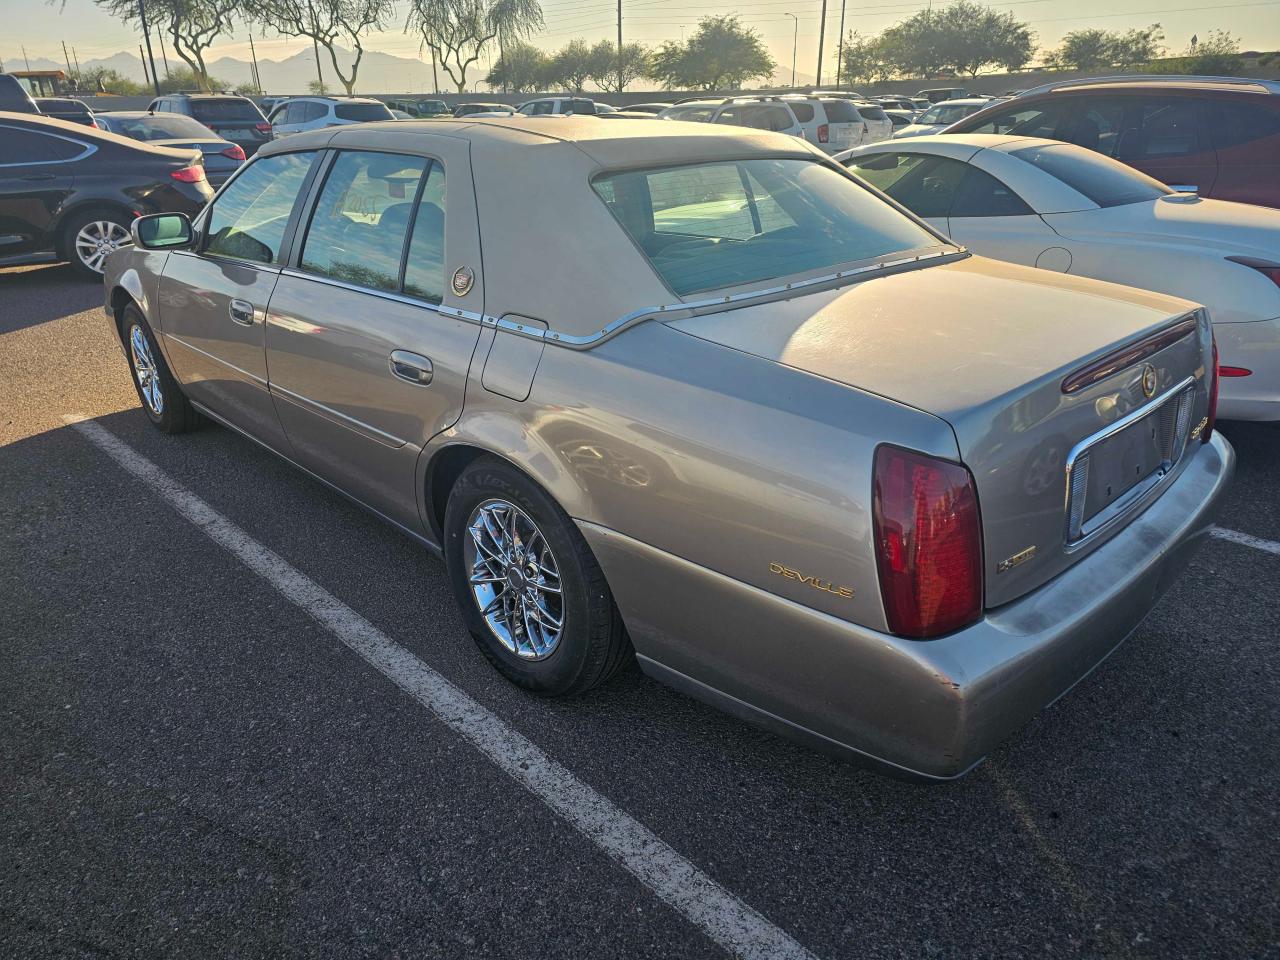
[258,117,829,338]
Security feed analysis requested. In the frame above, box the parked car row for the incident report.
[100,115,1233,781]
[656,95,894,153]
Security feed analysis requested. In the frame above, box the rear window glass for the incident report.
[334,102,393,122]
[592,158,937,296]
[857,106,888,122]
[789,103,815,123]
[1010,143,1170,207]
[108,114,212,140]
[665,105,716,122]
[918,102,983,125]
[819,100,860,123]
[191,98,264,122]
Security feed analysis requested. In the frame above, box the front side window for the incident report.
[1009,143,1169,208]
[204,151,317,264]
[301,151,430,292]
[593,158,938,296]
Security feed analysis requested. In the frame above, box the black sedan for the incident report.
[0,111,213,278]
[94,112,246,186]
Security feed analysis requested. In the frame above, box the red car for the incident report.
[944,76,1280,208]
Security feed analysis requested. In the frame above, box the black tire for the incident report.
[120,305,202,434]
[61,207,133,280]
[443,457,632,695]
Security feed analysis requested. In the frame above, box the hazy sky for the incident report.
[4,0,1279,82]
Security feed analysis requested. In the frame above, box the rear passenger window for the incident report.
[1211,101,1280,149]
[301,151,429,292]
[204,151,317,264]
[403,163,447,303]
[1119,100,1203,158]
[0,128,63,164]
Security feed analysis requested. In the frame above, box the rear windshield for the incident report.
[918,102,982,125]
[819,100,860,123]
[789,103,815,123]
[857,106,889,122]
[1009,143,1170,207]
[334,102,393,122]
[191,98,264,122]
[107,114,212,140]
[592,158,937,296]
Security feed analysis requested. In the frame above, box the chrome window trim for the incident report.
[1062,375,1196,552]
[280,249,965,350]
[0,123,97,167]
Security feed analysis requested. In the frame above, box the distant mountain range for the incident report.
[3,46,815,94]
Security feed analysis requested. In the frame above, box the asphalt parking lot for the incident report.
[2,261,1278,960]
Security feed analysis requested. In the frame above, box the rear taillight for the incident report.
[254,122,271,133]
[1226,255,1280,290]
[220,144,246,160]
[170,165,206,183]
[872,445,983,639]
[817,123,829,143]
[1204,336,1219,444]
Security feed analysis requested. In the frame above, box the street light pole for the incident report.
[785,13,798,89]
[835,0,848,88]
[816,0,828,87]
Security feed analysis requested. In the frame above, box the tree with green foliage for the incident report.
[587,39,650,93]
[486,41,548,92]
[1148,29,1241,75]
[549,38,594,92]
[649,15,775,91]
[839,32,894,84]
[405,0,543,93]
[1046,24,1163,71]
[157,64,227,93]
[255,0,394,96]
[71,67,144,95]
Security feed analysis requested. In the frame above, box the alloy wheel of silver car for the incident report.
[74,220,130,274]
[129,323,164,416]
[463,498,565,660]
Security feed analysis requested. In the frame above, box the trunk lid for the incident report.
[666,255,1211,606]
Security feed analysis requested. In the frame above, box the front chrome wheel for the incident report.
[74,219,130,274]
[463,498,565,660]
[129,323,164,416]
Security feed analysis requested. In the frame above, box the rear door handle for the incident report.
[1168,184,1198,193]
[388,350,433,385]
[228,299,255,326]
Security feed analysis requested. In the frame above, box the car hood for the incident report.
[664,254,1196,426]
[1045,195,1280,260]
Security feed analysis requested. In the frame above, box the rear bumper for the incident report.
[582,432,1234,780]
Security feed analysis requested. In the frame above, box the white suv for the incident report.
[660,97,870,154]
[268,96,394,136]
[516,97,612,116]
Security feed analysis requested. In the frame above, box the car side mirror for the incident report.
[132,212,194,250]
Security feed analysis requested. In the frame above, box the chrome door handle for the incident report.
[228,299,255,326]
[389,350,433,385]
[1168,184,1198,194]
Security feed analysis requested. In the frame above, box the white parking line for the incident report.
[1211,526,1280,557]
[64,416,818,960]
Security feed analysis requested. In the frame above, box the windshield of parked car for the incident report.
[109,114,214,140]
[335,102,394,122]
[592,158,940,296]
[917,102,982,126]
[191,98,264,122]
[1009,143,1171,207]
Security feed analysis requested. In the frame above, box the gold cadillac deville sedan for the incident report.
[103,117,1234,780]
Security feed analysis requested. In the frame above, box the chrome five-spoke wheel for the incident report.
[463,498,565,660]
[129,323,164,416]
[75,219,130,274]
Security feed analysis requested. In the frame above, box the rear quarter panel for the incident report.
[441,320,960,634]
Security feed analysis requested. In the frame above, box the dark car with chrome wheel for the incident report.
[0,111,213,277]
